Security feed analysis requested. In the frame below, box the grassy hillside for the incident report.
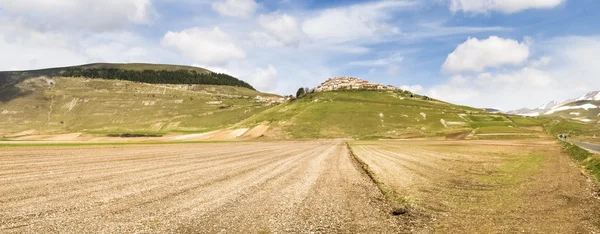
[237,91,551,139]
[0,77,279,136]
[0,63,253,103]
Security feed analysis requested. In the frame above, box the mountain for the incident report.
[483,108,501,113]
[0,64,279,136]
[508,91,600,123]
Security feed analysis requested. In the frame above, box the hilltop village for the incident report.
[315,77,399,92]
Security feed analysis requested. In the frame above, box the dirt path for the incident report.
[351,140,600,233]
[0,141,404,233]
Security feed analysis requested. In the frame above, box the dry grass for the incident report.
[350,139,600,233]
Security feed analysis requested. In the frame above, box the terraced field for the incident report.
[351,140,600,233]
[0,141,405,233]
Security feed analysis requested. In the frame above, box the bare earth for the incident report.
[352,139,600,233]
[0,141,403,233]
[1,139,599,233]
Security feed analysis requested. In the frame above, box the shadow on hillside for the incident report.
[0,85,32,103]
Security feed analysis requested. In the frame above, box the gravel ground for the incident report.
[0,141,405,233]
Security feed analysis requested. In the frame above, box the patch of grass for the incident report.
[475,152,545,185]
[561,141,600,184]
[0,140,228,148]
[586,158,600,182]
[106,133,164,138]
[562,141,593,161]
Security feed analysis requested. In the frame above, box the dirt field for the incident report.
[0,141,405,233]
[1,139,599,233]
[351,139,600,233]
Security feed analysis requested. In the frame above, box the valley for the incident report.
[1,64,600,233]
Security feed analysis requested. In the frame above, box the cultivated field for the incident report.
[0,141,404,233]
[352,140,600,233]
[1,140,599,233]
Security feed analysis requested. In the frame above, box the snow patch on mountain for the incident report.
[544,104,598,115]
[576,91,600,101]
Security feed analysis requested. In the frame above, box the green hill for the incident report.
[0,63,254,103]
[3,67,597,141]
[236,90,553,139]
[0,75,279,137]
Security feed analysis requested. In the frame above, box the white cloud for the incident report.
[0,19,165,71]
[474,67,552,89]
[301,1,415,43]
[429,66,554,109]
[432,36,600,110]
[0,0,155,31]
[449,0,564,14]
[212,0,258,18]
[247,65,279,92]
[427,82,480,104]
[530,56,552,67]
[258,12,306,46]
[349,54,404,67]
[442,36,530,74]
[400,85,423,93]
[161,27,246,66]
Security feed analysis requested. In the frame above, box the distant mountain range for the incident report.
[507,91,600,122]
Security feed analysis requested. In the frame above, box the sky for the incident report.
[0,0,599,110]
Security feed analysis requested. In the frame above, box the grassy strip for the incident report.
[345,142,410,205]
[0,140,229,148]
[562,141,600,183]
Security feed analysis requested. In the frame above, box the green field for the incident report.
[0,77,279,136]
[238,91,552,139]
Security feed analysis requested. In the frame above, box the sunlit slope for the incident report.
[0,77,278,136]
[238,91,550,139]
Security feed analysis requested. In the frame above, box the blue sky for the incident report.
[0,0,599,110]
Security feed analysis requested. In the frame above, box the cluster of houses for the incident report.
[314,77,399,92]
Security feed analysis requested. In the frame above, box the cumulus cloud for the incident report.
[301,1,415,43]
[212,0,258,18]
[247,65,279,92]
[258,13,306,46]
[161,27,246,66]
[449,0,564,14]
[442,36,530,74]
[474,67,553,89]
[400,85,424,93]
[0,19,164,71]
[0,0,155,31]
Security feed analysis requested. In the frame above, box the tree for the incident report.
[60,68,256,90]
[296,87,306,99]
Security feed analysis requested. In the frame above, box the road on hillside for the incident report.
[573,141,600,153]
[0,141,405,233]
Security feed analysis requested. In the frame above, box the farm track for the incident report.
[0,141,404,233]
[352,140,600,233]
